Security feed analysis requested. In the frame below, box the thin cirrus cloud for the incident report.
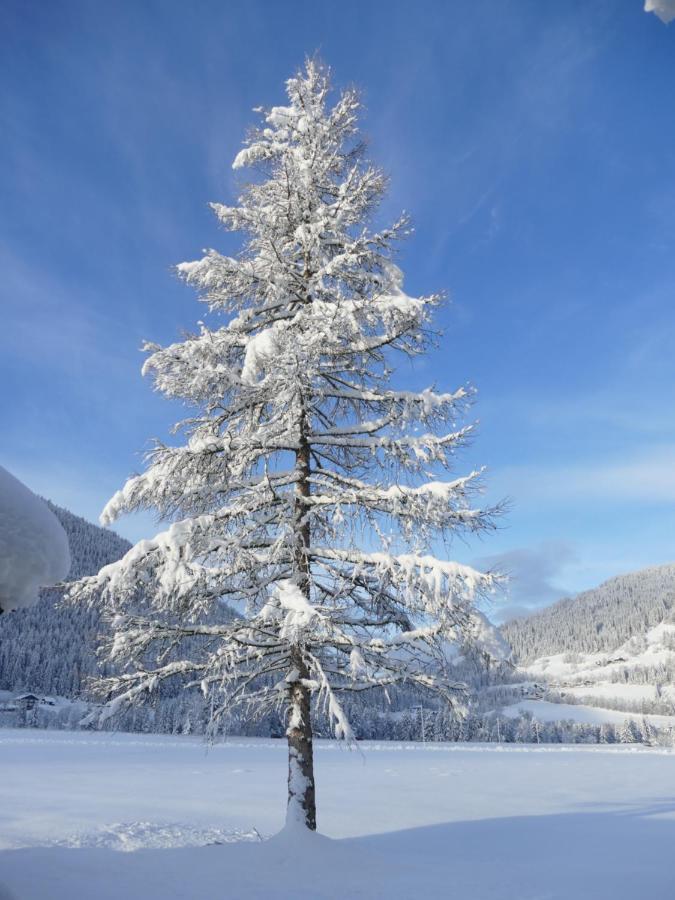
[1,251,117,372]
[494,445,675,506]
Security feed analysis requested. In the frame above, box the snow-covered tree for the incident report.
[68,60,502,831]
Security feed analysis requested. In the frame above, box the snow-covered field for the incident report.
[1,729,674,899]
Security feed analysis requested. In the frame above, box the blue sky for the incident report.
[2,0,674,619]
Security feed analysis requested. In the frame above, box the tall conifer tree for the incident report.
[70,60,502,831]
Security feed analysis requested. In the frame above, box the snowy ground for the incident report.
[1,729,674,899]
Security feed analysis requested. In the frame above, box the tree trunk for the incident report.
[285,403,317,831]
[286,647,316,830]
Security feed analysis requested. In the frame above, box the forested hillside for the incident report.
[502,565,675,663]
[499,565,675,732]
[0,502,131,696]
[0,503,235,734]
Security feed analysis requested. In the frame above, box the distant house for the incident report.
[1,693,56,726]
[14,693,42,711]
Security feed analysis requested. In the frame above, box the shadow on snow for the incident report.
[1,804,674,900]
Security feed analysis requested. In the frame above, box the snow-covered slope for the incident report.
[501,565,675,724]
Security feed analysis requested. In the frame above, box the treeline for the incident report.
[546,689,675,717]
[10,693,672,748]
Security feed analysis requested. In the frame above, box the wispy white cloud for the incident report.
[532,397,674,436]
[0,246,129,374]
[494,444,675,505]
[368,7,604,270]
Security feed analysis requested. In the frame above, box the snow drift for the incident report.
[0,465,71,611]
[645,0,675,24]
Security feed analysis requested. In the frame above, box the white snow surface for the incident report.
[1,729,674,899]
[0,466,70,610]
[645,0,675,23]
